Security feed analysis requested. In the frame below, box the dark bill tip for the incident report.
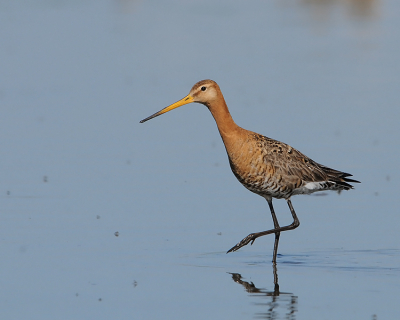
[139,94,193,124]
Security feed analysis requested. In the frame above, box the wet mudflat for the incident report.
[0,0,399,319]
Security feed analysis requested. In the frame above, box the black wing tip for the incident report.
[342,174,360,184]
[344,177,360,184]
[332,175,360,191]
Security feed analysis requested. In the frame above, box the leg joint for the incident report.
[292,219,300,229]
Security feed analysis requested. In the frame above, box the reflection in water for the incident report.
[229,265,297,319]
[114,0,141,13]
[299,0,379,20]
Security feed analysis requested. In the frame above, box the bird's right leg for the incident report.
[227,199,300,262]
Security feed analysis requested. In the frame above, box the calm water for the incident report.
[1,0,399,319]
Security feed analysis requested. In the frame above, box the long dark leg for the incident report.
[227,199,300,261]
[267,199,280,264]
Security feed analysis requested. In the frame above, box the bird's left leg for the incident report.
[227,199,300,257]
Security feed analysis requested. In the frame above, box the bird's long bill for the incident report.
[140,94,194,123]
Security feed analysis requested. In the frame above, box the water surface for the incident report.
[0,0,399,319]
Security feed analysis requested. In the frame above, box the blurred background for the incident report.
[0,0,399,319]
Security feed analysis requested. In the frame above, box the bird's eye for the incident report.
[201,86,207,91]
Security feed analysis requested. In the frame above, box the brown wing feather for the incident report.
[256,134,359,192]
[224,130,359,199]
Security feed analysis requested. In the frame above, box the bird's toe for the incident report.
[227,233,256,253]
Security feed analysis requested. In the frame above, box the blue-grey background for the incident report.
[1,0,399,319]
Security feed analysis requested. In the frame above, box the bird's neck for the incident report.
[207,95,251,168]
[207,96,240,140]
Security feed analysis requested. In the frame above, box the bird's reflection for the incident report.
[300,0,379,20]
[229,265,297,319]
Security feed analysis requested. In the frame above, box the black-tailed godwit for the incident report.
[140,80,359,264]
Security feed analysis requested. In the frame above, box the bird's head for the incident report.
[140,79,220,123]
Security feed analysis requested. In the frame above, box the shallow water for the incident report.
[1,0,399,319]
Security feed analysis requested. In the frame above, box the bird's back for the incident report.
[223,129,359,199]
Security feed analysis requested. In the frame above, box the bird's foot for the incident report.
[227,233,257,253]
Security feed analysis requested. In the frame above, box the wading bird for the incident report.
[140,80,359,264]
